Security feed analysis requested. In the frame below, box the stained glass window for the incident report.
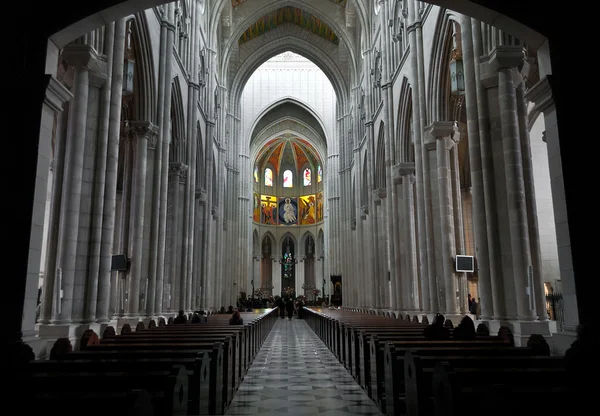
[265,168,273,186]
[254,165,259,183]
[303,168,311,186]
[283,170,293,188]
[317,165,322,183]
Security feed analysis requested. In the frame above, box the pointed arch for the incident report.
[261,231,276,257]
[375,121,386,189]
[130,12,156,123]
[299,231,316,257]
[169,76,186,163]
[361,152,368,208]
[252,229,260,257]
[195,121,205,187]
[428,10,455,122]
[396,77,414,163]
[279,232,298,253]
[317,229,325,258]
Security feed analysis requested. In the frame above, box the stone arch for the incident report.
[299,231,316,258]
[195,121,205,187]
[252,229,260,257]
[48,1,549,55]
[129,12,156,123]
[360,152,369,209]
[229,38,348,114]
[251,119,327,166]
[375,120,386,190]
[249,97,328,159]
[219,0,358,79]
[317,228,325,258]
[279,232,298,253]
[428,10,455,122]
[261,231,276,257]
[169,76,186,163]
[396,77,414,163]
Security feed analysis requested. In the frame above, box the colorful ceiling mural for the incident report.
[239,7,339,45]
[256,136,321,176]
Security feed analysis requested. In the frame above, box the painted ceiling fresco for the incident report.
[238,7,339,45]
[257,136,320,175]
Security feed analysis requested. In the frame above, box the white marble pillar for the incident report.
[50,44,95,323]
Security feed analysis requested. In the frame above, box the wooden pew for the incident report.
[405,351,567,416]
[366,337,508,409]
[21,362,188,416]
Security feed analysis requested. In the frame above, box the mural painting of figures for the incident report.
[299,195,316,225]
[261,195,277,225]
[316,192,324,222]
[253,193,261,222]
[278,197,298,225]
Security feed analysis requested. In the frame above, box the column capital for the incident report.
[396,161,415,176]
[44,76,73,113]
[374,188,387,200]
[487,45,524,71]
[127,121,160,149]
[169,162,188,177]
[524,76,555,114]
[61,44,101,70]
[425,120,459,139]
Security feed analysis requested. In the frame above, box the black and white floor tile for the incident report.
[225,318,384,416]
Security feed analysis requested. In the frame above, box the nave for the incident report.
[226,318,383,416]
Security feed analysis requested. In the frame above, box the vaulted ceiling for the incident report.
[255,134,321,175]
[238,6,340,45]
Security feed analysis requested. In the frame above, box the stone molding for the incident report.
[525,76,554,114]
[129,120,159,149]
[44,76,73,113]
[487,45,524,71]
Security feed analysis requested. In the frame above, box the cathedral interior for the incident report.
[5,0,593,414]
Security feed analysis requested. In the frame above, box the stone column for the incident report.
[450,130,468,314]
[460,16,494,320]
[84,23,114,324]
[426,121,460,315]
[526,76,577,351]
[39,80,73,325]
[50,44,96,323]
[489,47,536,321]
[124,121,158,317]
[25,78,72,350]
[296,257,305,297]
[398,163,420,311]
[167,162,187,311]
[407,0,435,312]
[272,258,280,297]
[154,3,176,315]
[97,19,126,322]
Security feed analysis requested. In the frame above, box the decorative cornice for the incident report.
[524,76,554,114]
[44,76,73,113]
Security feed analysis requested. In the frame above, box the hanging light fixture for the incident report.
[123,20,135,96]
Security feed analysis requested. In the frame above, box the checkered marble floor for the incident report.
[225,318,384,416]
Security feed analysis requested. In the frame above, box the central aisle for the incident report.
[226,318,384,416]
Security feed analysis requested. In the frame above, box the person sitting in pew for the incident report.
[173,310,188,324]
[453,315,476,340]
[423,313,450,340]
[229,309,244,325]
